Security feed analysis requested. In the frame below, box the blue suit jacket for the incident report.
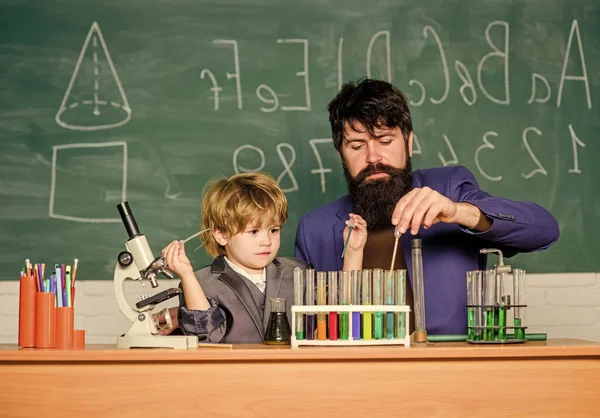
[294,166,559,335]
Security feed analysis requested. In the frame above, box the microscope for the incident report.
[113,202,198,349]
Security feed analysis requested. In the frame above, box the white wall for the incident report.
[1,273,599,344]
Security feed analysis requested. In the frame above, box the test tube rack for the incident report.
[466,250,528,344]
[290,304,411,349]
[465,303,528,344]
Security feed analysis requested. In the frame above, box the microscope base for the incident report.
[117,334,198,349]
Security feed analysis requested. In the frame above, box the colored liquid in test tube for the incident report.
[466,271,475,341]
[384,270,395,339]
[316,272,327,340]
[328,271,338,340]
[362,269,372,340]
[513,269,526,340]
[484,269,496,341]
[339,271,350,340]
[394,269,407,339]
[372,268,384,340]
[305,269,316,340]
[351,270,361,340]
[293,267,304,340]
[496,272,507,341]
[474,270,484,341]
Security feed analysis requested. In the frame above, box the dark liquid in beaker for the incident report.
[264,312,291,345]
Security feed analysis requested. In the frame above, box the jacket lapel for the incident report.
[263,259,283,330]
[212,257,264,339]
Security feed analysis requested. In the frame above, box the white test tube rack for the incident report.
[290,304,411,349]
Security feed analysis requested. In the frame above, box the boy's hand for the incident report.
[162,240,194,278]
[152,307,180,335]
[343,213,368,254]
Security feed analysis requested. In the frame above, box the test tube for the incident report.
[384,270,395,339]
[316,271,327,340]
[466,271,474,340]
[361,269,372,340]
[327,271,338,340]
[483,269,496,341]
[372,268,384,340]
[305,268,316,340]
[513,269,526,340]
[394,269,407,339]
[339,271,350,340]
[496,271,507,341]
[411,239,427,342]
[474,270,484,341]
[351,270,362,340]
[293,267,304,340]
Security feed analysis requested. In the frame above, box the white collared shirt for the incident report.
[224,257,267,293]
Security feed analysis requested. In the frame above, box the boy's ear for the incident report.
[212,229,227,247]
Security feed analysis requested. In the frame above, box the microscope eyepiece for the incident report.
[117,202,142,239]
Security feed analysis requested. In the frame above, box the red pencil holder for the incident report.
[18,275,37,347]
[55,306,74,348]
[73,329,86,349]
[35,293,56,348]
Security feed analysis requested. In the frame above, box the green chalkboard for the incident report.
[1,0,598,280]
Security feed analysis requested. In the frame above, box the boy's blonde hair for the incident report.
[200,172,288,258]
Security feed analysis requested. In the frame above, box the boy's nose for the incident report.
[260,234,272,246]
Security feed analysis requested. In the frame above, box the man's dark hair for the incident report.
[327,78,413,152]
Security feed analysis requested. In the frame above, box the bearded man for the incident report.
[294,78,559,335]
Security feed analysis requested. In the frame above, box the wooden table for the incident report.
[1,339,599,417]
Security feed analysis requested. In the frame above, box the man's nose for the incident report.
[365,141,382,164]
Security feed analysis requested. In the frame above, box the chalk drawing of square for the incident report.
[49,141,127,223]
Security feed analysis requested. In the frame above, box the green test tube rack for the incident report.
[466,249,528,345]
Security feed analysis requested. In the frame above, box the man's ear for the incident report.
[212,229,227,247]
[408,132,413,157]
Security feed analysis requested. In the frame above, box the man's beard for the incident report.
[344,159,413,230]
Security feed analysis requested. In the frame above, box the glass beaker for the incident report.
[264,297,292,345]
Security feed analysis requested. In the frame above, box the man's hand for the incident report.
[391,187,491,235]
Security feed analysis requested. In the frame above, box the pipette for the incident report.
[181,229,210,244]
[341,219,355,258]
[390,225,401,271]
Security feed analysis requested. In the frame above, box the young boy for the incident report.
[161,172,308,344]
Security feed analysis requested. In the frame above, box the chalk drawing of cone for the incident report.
[55,22,132,131]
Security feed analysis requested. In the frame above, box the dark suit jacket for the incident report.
[295,165,559,335]
[178,256,308,343]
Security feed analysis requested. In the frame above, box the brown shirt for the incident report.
[362,227,415,333]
